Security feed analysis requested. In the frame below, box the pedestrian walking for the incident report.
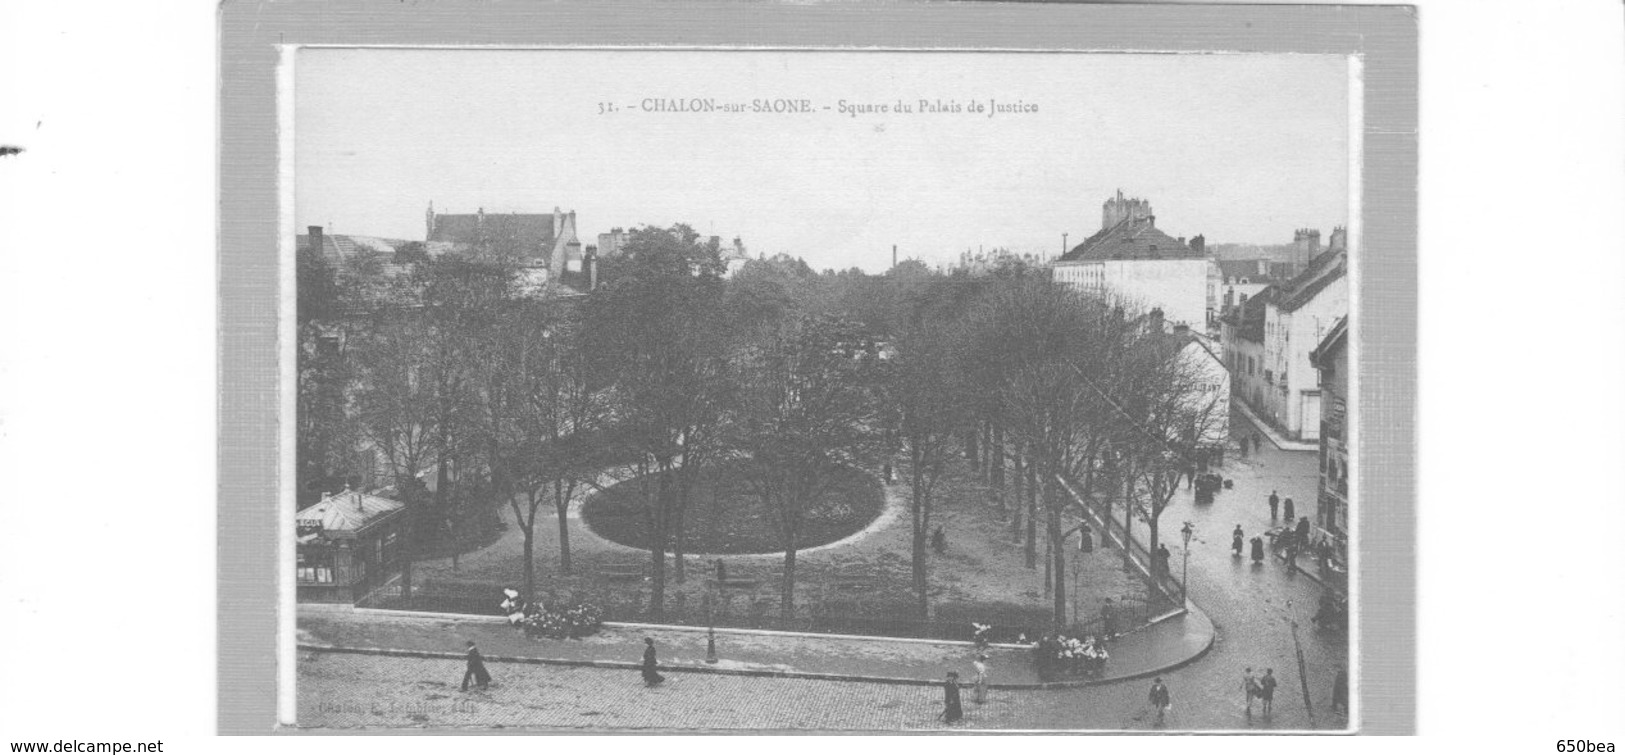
[1079,522,1093,553]
[1156,544,1172,578]
[641,637,665,686]
[1250,536,1265,565]
[1242,667,1259,715]
[1253,433,1263,454]
[1101,598,1117,639]
[972,654,990,704]
[1268,490,1280,520]
[1259,669,1277,716]
[1232,525,1245,557]
[1332,665,1349,715]
[1148,677,1171,726]
[461,640,491,691]
[941,671,964,723]
[1283,496,1296,521]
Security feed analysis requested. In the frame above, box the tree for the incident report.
[734,312,881,615]
[889,311,968,620]
[294,241,359,505]
[472,306,604,599]
[1122,332,1230,577]
[964,278,1117,627]
[349,314,444,600]
[583,224,731,618]
[347,256,518,599]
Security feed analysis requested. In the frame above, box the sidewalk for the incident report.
[298,602,1213,690]
[1233,401,1318,452]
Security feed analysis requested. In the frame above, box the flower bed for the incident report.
[1033,633,1110,681]
[501,588,604,639]
[522,602,604,639]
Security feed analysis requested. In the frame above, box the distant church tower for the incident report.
[1101,189,1153,231]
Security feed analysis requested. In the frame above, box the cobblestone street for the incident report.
[299,652,1159,731]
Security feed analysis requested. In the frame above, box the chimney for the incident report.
[1147,215,1155,228]
[585,246,599,291]
[1173,323,1191,337]
[1149,307,1165,334]
[1191,234,1205,253]
[307,225,324,257]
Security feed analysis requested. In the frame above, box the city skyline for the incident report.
[294,49,1353,272]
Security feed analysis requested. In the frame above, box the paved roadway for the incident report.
[299,435,1350,732]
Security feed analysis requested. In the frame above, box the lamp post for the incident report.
[705,592,718,663]
[1179,521,1194,607]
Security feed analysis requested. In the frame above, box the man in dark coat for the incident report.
[1268,490,1280,520]
[461,640,491,691]
[1259,668,1277,715]
[1294,517,1312,563]
[941,671,964,723]
[1101,598,1117,638]
[641,637,664,686]
[1156,544,1171,578]
[1332,665,1349,715]
[1232,525,1245,557]
[1148,677,1171,726]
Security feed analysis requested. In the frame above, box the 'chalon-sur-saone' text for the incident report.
[600,98,1039,118]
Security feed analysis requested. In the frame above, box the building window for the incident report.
[297,552,335,584]
[381,530,399,567]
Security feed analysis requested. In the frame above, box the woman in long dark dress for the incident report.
[1250,535,1265,564]
[941,671,964,723]
[641,637,664,686]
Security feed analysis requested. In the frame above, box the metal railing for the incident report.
[1054,475,1186,611]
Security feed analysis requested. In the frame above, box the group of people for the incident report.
[938,653,993,724]
[1236,431,1265,458]
[1242,667,1279,717]
[1233,523,1267,564]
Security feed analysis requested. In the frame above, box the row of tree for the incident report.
[297,223,1225,627]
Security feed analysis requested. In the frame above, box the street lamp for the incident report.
[1179,521,1194,607]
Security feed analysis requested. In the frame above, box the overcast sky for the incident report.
[294,49,1351,272]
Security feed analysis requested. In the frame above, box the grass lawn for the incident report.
[580,461,884,554]
[400,450,1153,639]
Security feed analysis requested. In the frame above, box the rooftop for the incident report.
[1276,248,1347,312]
[1059,216,1205,263]
[296,489,406,541]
